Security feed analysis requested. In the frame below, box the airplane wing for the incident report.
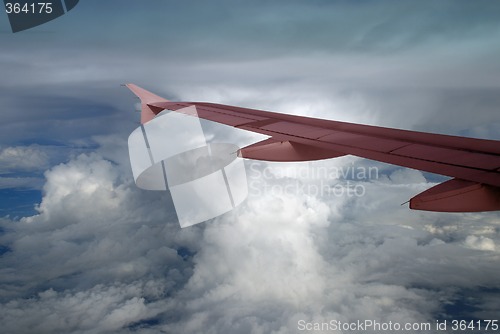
[126,84,500,213]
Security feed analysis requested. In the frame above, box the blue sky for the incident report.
[0,1,500,333]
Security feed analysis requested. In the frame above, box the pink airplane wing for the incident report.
[126,84,500,213]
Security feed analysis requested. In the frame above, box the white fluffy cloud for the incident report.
[1,142,499,333]
[1,281,169,334]
[464,235,496,251]
[0,145,50,173]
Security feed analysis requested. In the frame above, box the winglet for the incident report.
[125,84,169,124]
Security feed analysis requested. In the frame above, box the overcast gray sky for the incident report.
[0,1,499,333]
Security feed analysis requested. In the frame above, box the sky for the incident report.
[0,0,500,333]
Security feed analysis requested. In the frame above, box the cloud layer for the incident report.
[1,141,499,333]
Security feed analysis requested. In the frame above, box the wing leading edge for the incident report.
[126,84,500,213]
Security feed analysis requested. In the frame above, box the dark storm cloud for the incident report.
[1,0,499,145]
[60,0,500,58]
